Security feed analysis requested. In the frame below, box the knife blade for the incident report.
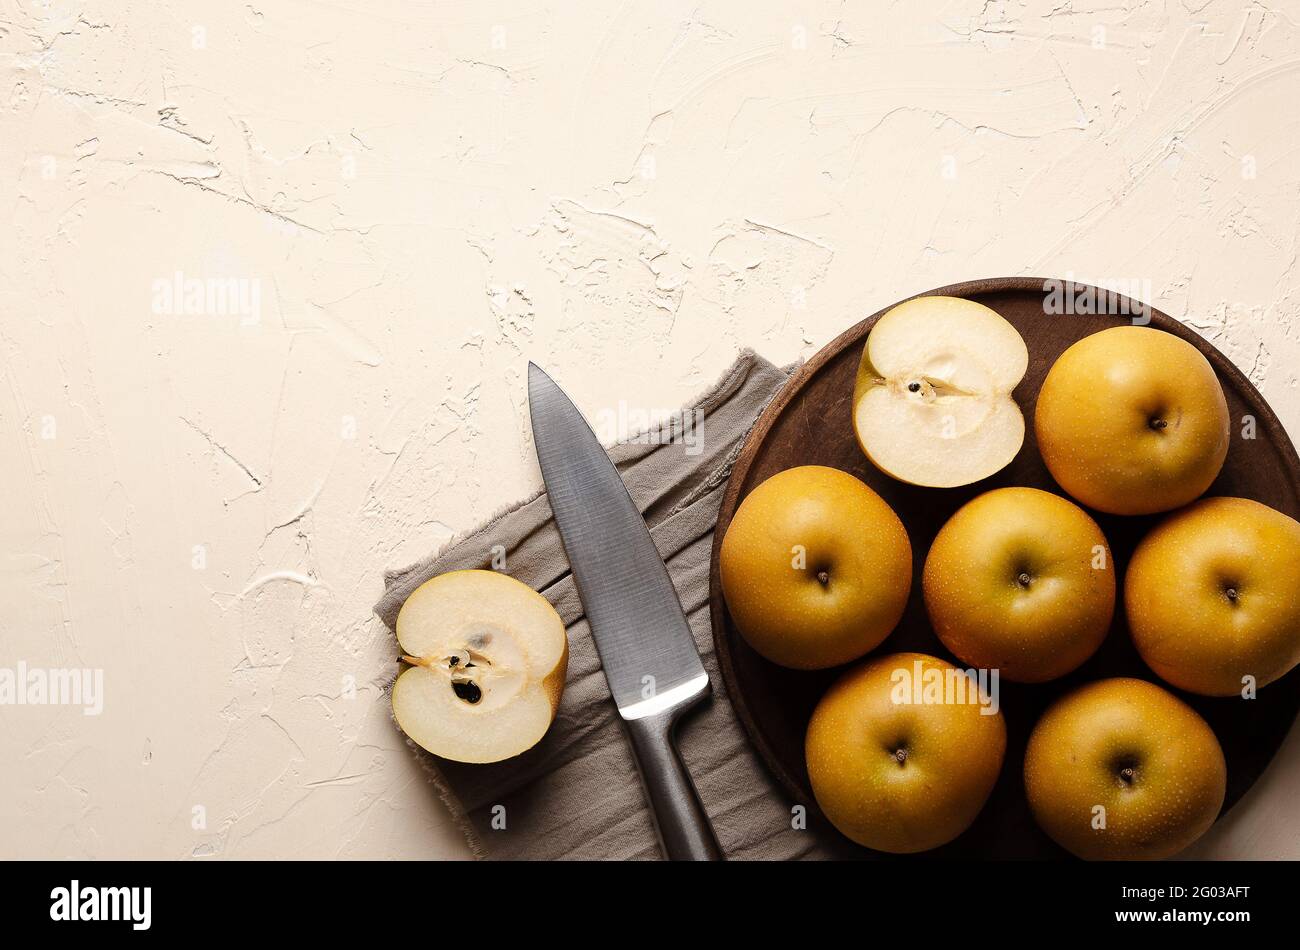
[527,362,722,860]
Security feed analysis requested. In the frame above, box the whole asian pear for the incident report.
[719,465,912,670]
[1025,678,1226,860]
[1126,497,1300,696]
[924,487,1115,683]
[806,652,1006,853]
[1034,326,1230,515]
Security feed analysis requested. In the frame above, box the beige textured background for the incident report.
[3,1,1299,858]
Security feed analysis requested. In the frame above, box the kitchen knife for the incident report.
[527,362,723,861]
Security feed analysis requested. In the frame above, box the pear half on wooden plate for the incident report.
[853,296,1028,488]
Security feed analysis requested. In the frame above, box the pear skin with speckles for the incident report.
[720,466,912,670]
[805,652,1006,853]
[924,486,1115,683]
[1127,497,1300,697]
[1024,678,1226,860]
[1035,326,1229,516]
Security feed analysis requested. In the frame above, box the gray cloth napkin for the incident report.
[375,350,838,859]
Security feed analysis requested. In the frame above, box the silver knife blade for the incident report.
[528,363,708,719]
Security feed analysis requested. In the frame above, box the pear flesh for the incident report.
[392,570,568,764]
[853,296,1028,488]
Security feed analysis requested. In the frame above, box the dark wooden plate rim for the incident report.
[707,275,1300,817]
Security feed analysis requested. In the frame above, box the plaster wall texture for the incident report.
[1,0,1298,858]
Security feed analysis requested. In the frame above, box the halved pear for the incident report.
[392,570,568,764]
[853,296,1027,487]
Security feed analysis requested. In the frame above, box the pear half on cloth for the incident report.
[853,296,1028,488]
[392,570,568,764]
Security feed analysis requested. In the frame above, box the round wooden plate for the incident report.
[708,277,1300,859]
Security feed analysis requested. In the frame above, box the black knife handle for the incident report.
[623,690,724,861]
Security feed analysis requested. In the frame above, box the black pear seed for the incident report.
[453,681,482,704]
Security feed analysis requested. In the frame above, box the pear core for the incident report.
[392,570,568,764]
